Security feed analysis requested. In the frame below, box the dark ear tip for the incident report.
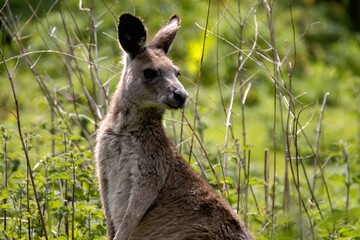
[169,15,180,24]
[119,13,140,24]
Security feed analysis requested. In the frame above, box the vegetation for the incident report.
[1,0,359,239]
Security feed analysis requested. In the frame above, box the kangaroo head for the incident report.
[117,13,188,111]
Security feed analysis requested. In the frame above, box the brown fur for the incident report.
[95,13,253,240]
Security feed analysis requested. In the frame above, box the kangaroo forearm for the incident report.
[114,175,165,240]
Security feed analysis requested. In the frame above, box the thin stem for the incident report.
[64,131,69,237]
[188,0,211,162]
[343,144,350,211]
[1,127,8,234]
[183,116,216,183]
[264,149,270,228]
[261,1,279,235]
[178,108,186,154]
[71,152,75,240]
[312,92,330,192]
[1,45,49,240]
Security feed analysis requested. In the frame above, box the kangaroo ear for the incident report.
[118,14,147,58]
[149,15,180,54]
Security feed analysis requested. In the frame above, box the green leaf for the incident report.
[69,135,84,141]
[352,175,360,185]
[8,152,19,159]
[242,144,257,151]
[339,226,360,238]
[0,203,11,210]
[49,199,63,210]
[50,172,70,180]
[248,178,266,186]
[10,171,25,180]
[330,174,346,183]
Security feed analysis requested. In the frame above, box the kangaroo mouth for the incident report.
[163,98,186,109]
[166,101,186,109]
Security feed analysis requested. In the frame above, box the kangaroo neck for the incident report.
[108,99,166,133]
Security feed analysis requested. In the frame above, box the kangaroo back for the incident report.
[95,13,253,240]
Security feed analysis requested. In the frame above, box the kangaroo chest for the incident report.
[104,128,172,227]
[105,134,139,225]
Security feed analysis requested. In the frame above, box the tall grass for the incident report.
[1,0,359,239]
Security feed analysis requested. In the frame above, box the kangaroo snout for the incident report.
[172,89,188,108]
[160,88,188,109]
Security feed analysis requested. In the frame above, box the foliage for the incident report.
[1,0,359,239]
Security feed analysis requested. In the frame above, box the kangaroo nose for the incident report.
[173,89,188,107]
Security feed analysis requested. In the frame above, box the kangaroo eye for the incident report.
[143,68,158,79]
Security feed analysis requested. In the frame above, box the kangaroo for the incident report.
[95,13,253,240]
